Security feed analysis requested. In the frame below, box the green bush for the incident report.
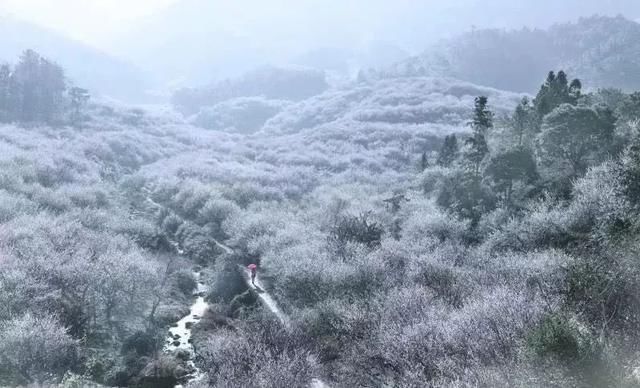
[229,289,260,317]
[80,350,118,384]
[136,356,184,388]
[122,330,161,356]
[566,251,640,330]
[526,314,600,364]
[416,262,466,307]
[173,269,197,297]
[160,213,182,236]
[329,213,384,251]
[436,168,496,225]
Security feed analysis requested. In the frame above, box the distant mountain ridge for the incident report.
[376,16,640,93]
[0,16,150,102]
[291,42,410,78]
[172,66,329,116]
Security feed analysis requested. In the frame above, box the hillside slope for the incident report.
[379,16,640,92]
[261,77,524,135]
[184,75,524,136]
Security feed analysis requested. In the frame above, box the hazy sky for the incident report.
[1,0,178,44]
[4,0,640,88]
[4,0,640,51]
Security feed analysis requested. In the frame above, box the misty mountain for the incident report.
[379,16,640,93]
[172,66,328,116]
[291,42,410,77]
[107,0,640,90]
[0,16,150,102]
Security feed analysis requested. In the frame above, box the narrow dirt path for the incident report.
[213,239,233,255]
[239,266,290,328]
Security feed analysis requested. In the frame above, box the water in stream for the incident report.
[164,270,209,386]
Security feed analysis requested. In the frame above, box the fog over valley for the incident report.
[1,1,640,387]
[4,0,640,99]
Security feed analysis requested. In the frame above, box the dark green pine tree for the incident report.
[0,64,11,122]
[69,87,90,126]
[436,134,458,167]
[534,70,582,119]
[419,151,429,171]
[569,78,582,101]
[465,96,492,177]
[534,71,557,118]
[622,131,640,207]
[437,134,459,167]
[512,97,536,146]
[37,57,66,123]
[12,49,41,122]
[555,70,569,95]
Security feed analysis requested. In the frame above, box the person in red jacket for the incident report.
[247,263,257,286]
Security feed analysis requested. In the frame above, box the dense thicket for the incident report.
[3,47,640,387]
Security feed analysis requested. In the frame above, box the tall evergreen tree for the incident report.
[437,134,459,167]
[69,87,90,126]
[534,70,582,119]
[437,96,497,226]
[465,96,492,176]
[0,64,11,122]
[512,97,536,146]
[555,70,569,94]
[38,58,66,123]
[12,50,41,122]
[534,71,556,118]
[419,151,429,171]
[569,79,582,100]
[622,128,640,207]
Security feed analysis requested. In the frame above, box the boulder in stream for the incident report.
[174,349,192,361]
[138,356,180,388]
